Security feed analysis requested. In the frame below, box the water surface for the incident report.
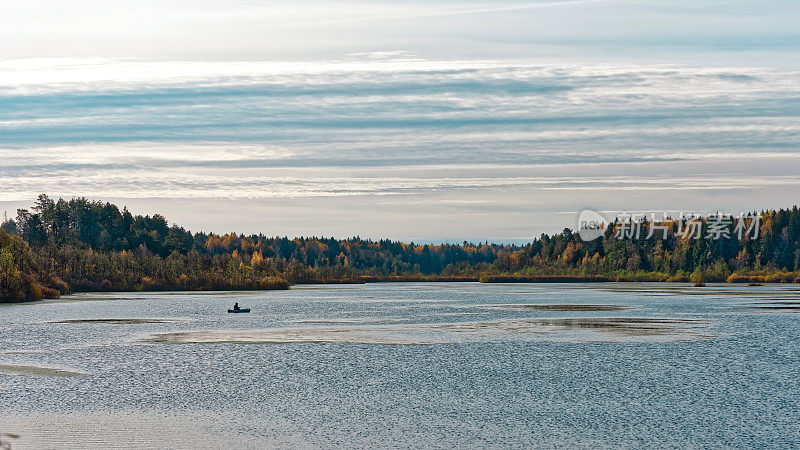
[2,283,799,448]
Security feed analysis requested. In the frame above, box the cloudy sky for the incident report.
[1,0,799,242]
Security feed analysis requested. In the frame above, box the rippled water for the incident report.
[2,283,800,448]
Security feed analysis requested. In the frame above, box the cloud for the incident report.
[1,58,799,238]
[2,1,799,63]
[296,0,621,26]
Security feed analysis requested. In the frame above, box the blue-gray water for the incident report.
[2,282,799,448]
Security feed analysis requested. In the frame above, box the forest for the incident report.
[2,194,800,301]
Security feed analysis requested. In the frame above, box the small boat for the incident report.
[227,308,251,313]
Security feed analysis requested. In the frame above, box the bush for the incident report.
[48,276,71,294]
[41,286,60,299]
[689,270,705,284]
[21,274,43,301]
[99,279,113,291]
[727,274,765,283]
[255,277,290,290]
[479,275,608,283]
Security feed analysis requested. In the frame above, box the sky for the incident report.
[1,0,799,242]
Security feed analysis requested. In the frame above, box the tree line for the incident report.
[2,195,800,301]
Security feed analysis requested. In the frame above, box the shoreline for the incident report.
[1,278,793,304]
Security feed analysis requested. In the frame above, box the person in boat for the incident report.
[233,302,240,311]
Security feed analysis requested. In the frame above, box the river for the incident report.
[2,282,799,448]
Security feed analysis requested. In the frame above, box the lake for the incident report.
[2,282,799,448]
